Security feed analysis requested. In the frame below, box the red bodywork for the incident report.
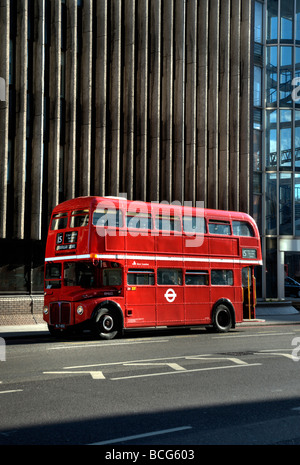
[43,196,262,334]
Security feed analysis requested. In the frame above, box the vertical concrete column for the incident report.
[149,0,161,202]
[14,0,28,238]
[207,0,219,209]
[161,0,174,203]
[0,0,10,238]
[95,0,108,196]
[229,0,241,212]
[109,0,122,196]
[135,0,149,201]
[218,0,230,211]
[173,0,186,204]
[185,0,197,205]
[240,0,252,214]
[48,0,61,215]
[123,0,135,200]
[65,0,77,200]
[196,0,208,206]
[80,0,93,196]
[31,0,45,240]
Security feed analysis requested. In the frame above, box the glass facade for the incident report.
[254,0,300,298]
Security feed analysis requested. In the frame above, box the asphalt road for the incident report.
[1,323,300,447]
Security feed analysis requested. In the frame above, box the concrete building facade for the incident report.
[0,0,253,324]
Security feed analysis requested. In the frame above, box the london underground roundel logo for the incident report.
[164,288,177,303]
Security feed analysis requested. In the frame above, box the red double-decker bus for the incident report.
[43,196,262,339]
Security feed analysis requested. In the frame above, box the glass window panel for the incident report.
[253,172,262,194]
[254,1,263,44]
[267,0,278,42]
[253,193,262,234]
[253,129,262,171]
[295,48,300,107]
[185,271,209,286]
[266,173,277,234]
[296,47,300,71]
[208,222,231,235]
[127,270,155,285]
[280,109,292,122]
[211,270,233,286]
[266,110,277,170]
[280,47,293,106]
[280,127,292,169]
[295,174,300,235]
[266,238,278,298]
[254,66,262,106]
[279,173,292,235]
[157,269,182,285]
[296,124,300,170]
[280,0,293,41]
[266,46,277,105]
[297,0,300,42]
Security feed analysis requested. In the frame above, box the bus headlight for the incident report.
[43,306,49,315]
[76,305,84,316]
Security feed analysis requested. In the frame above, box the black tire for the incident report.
[93,308,120,340]
[213,304,232,333]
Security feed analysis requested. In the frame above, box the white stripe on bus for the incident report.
[45,254,262,266]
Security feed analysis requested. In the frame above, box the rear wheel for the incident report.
[93,308,120,340]
[213,304,232,333]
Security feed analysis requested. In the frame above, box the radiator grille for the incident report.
[49,302,71,325]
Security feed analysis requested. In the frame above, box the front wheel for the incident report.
[213,304,232,333]
[93,308,120,340]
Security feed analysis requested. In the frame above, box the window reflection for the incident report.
[297,0,300,43]
[296,111,300,170]
[255,1,263,44]
[267,0,278,42]
[254,66,262,106]
[266,46,277,105]
[295,174,300,234]
[279,173,292,235]
[280,0,293,41]
[266,173,277,234]
[266,110,277,170]
[280,46,293,106]
[280,127,292,169]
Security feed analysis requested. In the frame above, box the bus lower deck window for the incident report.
[127,269,155,285]
[185,271,209,285]
[211,270,233,286]
[157,269,182,285]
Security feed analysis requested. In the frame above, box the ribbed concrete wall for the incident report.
[0,0,253,241]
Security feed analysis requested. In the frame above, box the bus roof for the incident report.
[52,196,255,223]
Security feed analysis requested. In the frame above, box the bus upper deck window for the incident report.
[93,209,123,228]
[51,213,68,230]
[126,212,152,230]
[183,216,206,234]
[208,221,231,235]
[70,210,89,228]
[155,215,181,232]
[232,221,254,237]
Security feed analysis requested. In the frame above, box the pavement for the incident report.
[0,301,300,339]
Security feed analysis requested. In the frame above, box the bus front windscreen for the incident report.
[64,262,97,288]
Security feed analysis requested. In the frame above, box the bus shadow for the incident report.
[1,396,300,445]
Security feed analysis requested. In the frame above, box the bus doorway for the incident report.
[242,266,256,319]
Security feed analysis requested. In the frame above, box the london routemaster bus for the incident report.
[43,196,262,339]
